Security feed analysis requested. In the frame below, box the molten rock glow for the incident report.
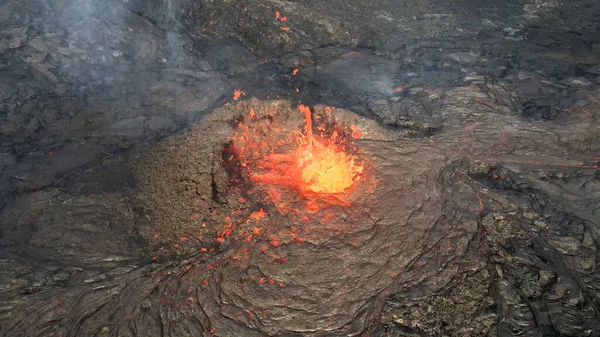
[295,140,363,193]
[232,104,364,202]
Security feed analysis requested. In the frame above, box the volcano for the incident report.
[1,0,600,336]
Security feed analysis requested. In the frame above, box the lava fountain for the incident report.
[231,103,365,207]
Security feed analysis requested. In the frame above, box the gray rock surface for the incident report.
[1,0,600,336]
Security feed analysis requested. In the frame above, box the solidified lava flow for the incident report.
[231,103,365,207]
[45,98,484,337]
[9,87,600,337]
[4,0,600,333]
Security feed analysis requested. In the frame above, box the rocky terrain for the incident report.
[1,0,600,336]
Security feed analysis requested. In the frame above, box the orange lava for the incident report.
[233,89,245,101]
[232,104,364,204]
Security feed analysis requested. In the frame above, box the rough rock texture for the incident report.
[129,99,481,335]
[2,91,599,336]
[1,0,600,336]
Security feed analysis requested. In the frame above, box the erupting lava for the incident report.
[232,104,364,203]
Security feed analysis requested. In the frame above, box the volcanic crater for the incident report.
[2,0,600,336]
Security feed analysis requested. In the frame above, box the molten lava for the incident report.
[294,139,362,193]
[232,104,364,204]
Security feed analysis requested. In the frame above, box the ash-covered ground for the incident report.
[1,0,600,336]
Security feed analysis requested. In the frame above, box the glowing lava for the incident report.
[294,139,362,193]
[288,104,363,194]
[232,104,364,203]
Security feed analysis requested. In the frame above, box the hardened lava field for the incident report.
[129,98,482,336]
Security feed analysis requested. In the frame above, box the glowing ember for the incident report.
[288,104,363,194]
[233,89,245,100]
[232,103,364,203]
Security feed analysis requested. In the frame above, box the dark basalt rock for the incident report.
[2,0,600,336]
[522,101,557,121]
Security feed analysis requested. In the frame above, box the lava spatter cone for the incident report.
[134,98,479,336]
[232,103,364,207]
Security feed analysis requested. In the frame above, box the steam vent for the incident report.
[2,0,600,336]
